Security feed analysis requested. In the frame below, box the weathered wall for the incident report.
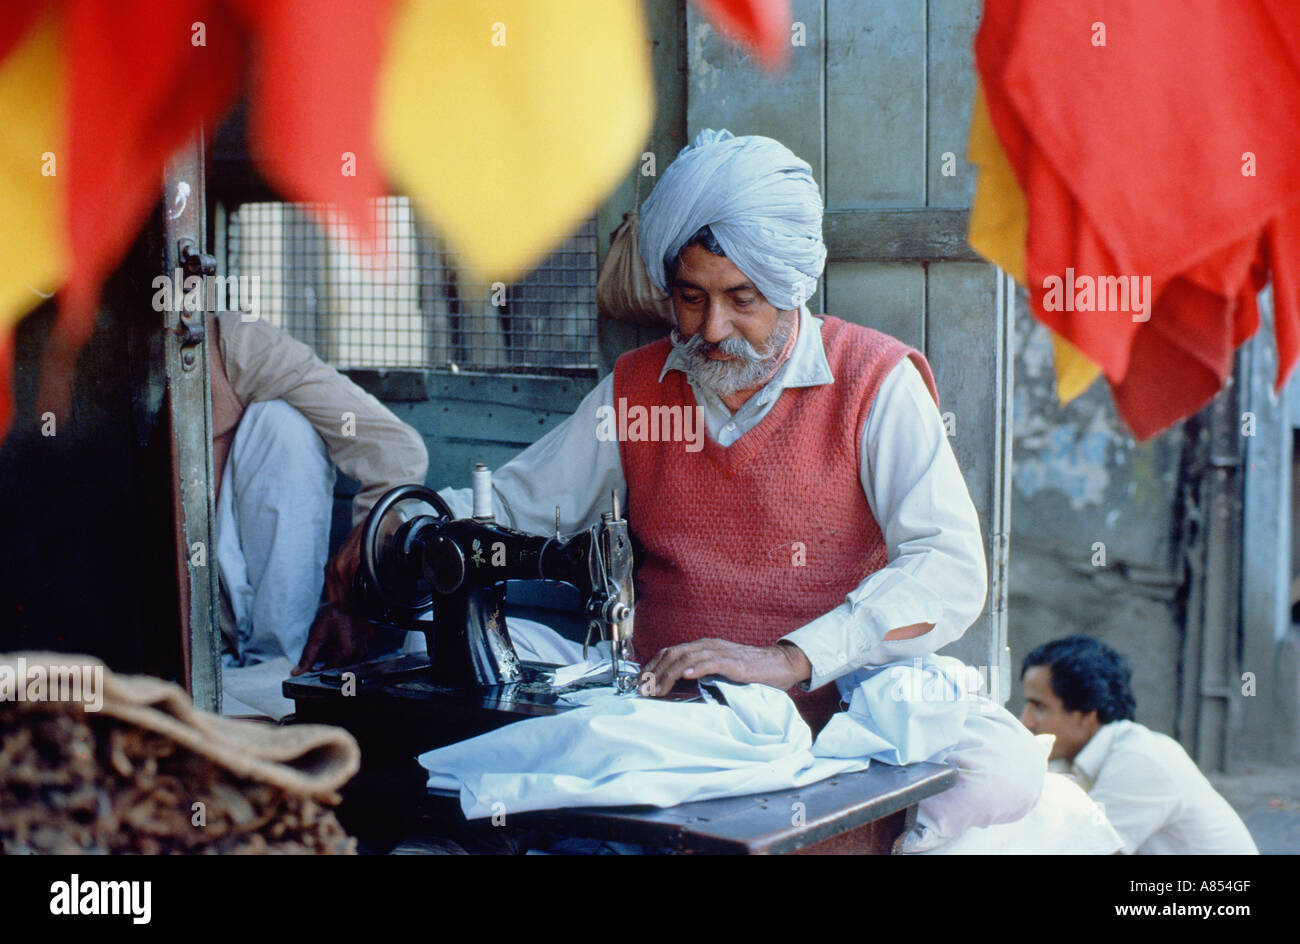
[1006,292,1185,737]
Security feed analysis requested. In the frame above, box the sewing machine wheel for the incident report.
[359,484,455,616]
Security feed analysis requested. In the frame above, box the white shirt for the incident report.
[439,306,987,691]
[1061,721,1258,855]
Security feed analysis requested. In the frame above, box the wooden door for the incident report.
[682,0,1014,694]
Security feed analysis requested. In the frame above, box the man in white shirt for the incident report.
[1020,635,1258,854]
[436,129,1045,841]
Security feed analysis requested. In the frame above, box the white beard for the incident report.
[669,313,795,397]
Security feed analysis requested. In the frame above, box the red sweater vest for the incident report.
[614,316,939,732]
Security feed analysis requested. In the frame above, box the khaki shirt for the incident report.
[209,311,428,528]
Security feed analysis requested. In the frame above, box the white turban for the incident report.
[638,128,826,311]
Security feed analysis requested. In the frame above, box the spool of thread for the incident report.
[472,463,493,518]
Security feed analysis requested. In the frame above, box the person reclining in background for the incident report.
[209,309,427,683]
[1020,635,1258,854]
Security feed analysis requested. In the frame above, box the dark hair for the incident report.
[1021,635,1136,724]
[666,225,726,283]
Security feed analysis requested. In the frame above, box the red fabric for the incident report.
[61,0,242,324]
[976,0,1300,439]
[229,0,393,250]
[614,316,939,732]
[60,0,393,316]
[0,0,43,61]
[0,332,12,440]
[0,0,393,439]
[690,0,790,69]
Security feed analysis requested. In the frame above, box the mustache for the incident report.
[668,328,775,363]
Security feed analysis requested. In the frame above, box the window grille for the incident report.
[224,196,598,374]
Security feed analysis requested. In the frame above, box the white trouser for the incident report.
[215,399,335,666]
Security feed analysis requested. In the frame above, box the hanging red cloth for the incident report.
[691,0,790,69]
[976,0,1300,439]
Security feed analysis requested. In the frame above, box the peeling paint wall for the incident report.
[1007,293,1184,737]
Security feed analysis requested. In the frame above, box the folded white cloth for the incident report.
[550,657,613,690]
[903,706,1049,850]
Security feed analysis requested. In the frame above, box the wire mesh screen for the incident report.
[225,197,599,373]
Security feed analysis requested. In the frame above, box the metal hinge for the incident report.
[175,238,216,370]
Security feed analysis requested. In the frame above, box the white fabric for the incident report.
[850,654,1048,848]
[399,618,597,665]
[219,656,297,720]
[418,654,1045,840]
[421,679,868,818]
[216,400,334,716]
[906,699,1049,849]
[816,658,971,764]
[638,128,826,311]
[1061,720,1259,855]
[505,617,589,666]
[437,307,986,692]
[501,624,1040,847]
[911,770,1125,855]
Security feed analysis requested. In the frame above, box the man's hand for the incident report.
[292,603,371,675]
[324,521,365,609]
[638,638,812,697]
[293,521,373,676]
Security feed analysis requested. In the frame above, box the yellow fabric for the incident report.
[378,0,653,281]
[1049,333,1104,403]
[0,20,67,335]
[967,82,1026,286]
[967,80,1100,403]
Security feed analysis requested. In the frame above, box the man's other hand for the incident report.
[638,639,812,696]
[292,603,371,675]
[324,521,365,609]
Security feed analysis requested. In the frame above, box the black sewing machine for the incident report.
[283,472,661,755]
[356,475,636,690]
[284,475,957,854]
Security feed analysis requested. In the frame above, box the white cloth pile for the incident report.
[424,678,869,816]
[419,622,1100,852]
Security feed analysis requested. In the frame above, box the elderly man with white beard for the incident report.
[434,129,1045,847]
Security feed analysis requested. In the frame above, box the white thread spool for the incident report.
[472,462,493,518]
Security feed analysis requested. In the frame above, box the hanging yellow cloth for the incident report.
[0,18,67,334]
[967,80,1101,404]
[378,0,654,282]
